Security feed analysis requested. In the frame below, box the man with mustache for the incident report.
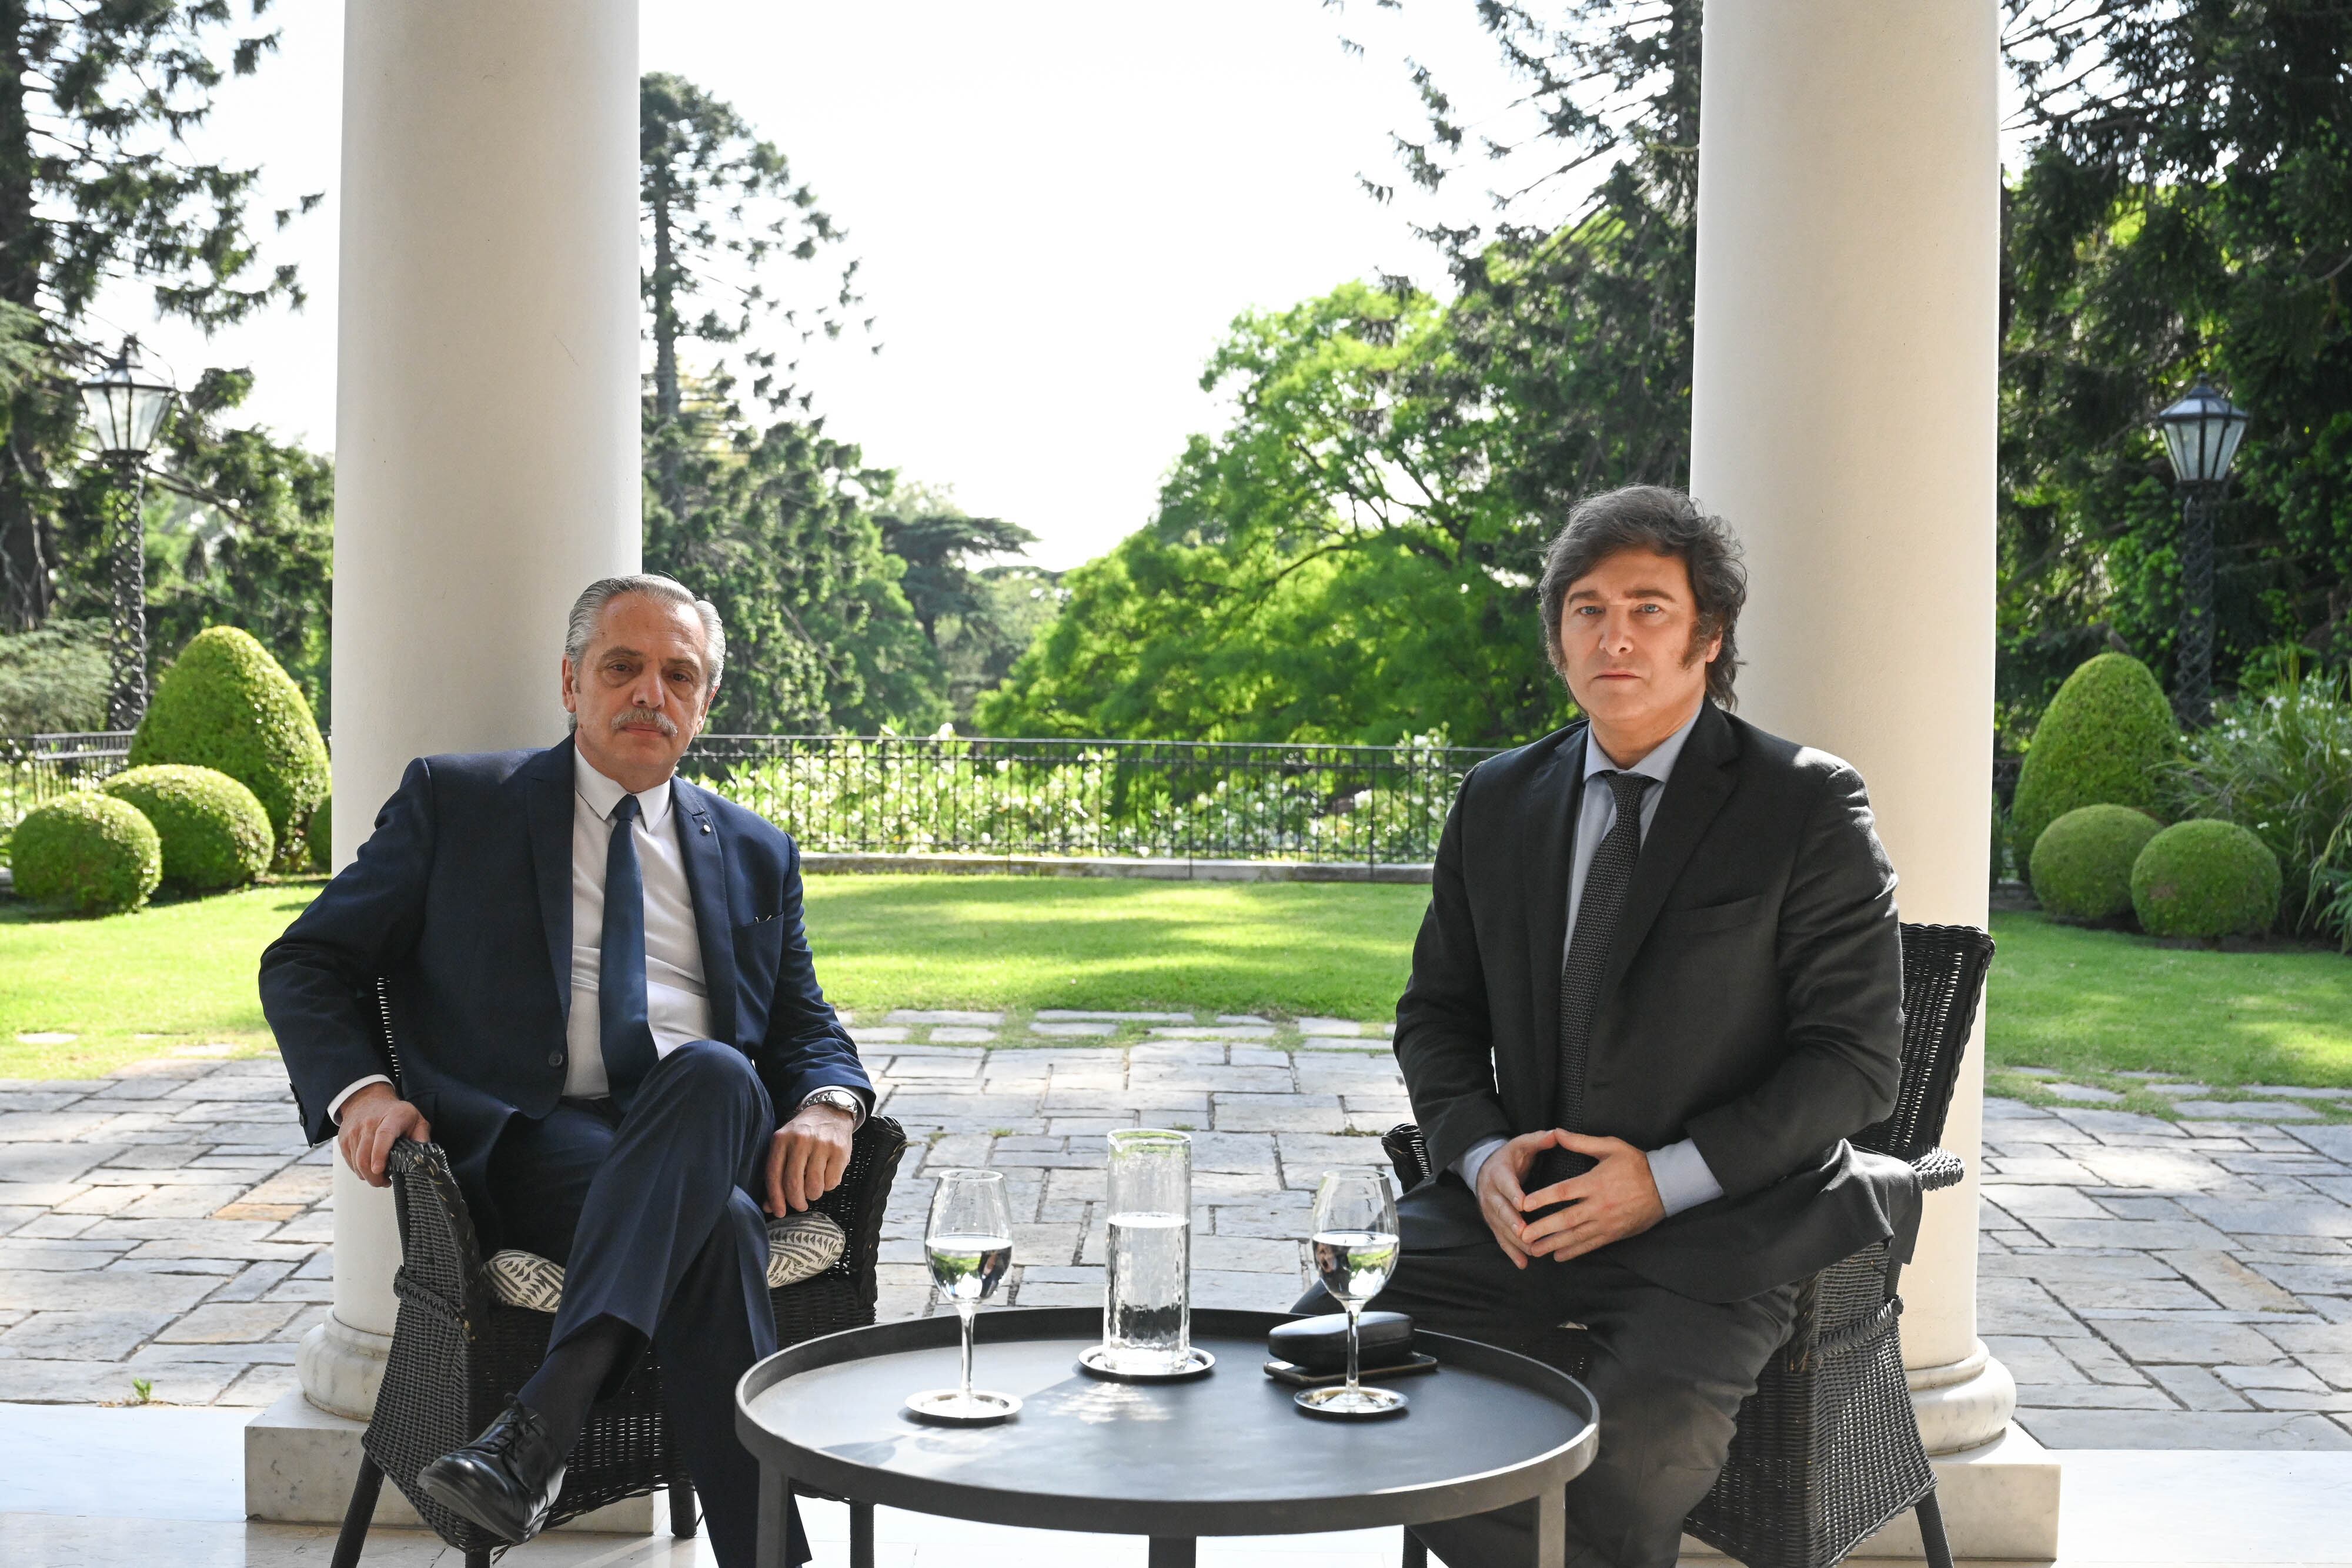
[1295,487,1913,1567]
[260,574,868,1568]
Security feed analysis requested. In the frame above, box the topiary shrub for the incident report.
[2030,804,2163,922]
[130,626,329,858]
[101,764,273,891]
[2131,819,2283,940]
[2009,653,2177,870]
[305,793,332,872]
[11,793,162,915]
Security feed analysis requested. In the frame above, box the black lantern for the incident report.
[2152,377,2249,728]
[77,339,178,731]
[2155,378,2251,489]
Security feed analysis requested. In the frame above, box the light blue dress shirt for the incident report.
[1455,703,1726,1216]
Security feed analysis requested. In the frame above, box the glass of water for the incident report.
[907,1169,1021,1424]
[1098,1128,1194,1375]
[1296,1169,1406,1418]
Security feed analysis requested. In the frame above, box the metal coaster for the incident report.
[1293,1382,1409,1420]
[904,1388,1023,1426]
[1076,1345,1218,1383]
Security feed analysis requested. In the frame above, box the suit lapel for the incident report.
[673,778,740,1047]
[521,740,576,1019]
[1598,702,1740,1009]
[1521,727,1586,1119]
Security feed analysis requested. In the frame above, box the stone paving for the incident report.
[6,1011,2352,1453]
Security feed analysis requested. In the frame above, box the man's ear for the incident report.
[560,656,580,716]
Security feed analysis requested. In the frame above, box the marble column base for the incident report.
[1910,1339,2019,1456]
[295,1312,389,1422]
[242,1388,656,1532]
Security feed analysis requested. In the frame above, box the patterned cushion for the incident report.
[766,1211,848,1286]
[485,1249,566,1313]
[484,1212,846,1312]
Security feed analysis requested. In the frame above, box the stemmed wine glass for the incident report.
[906,1169,1021,1425]
[1295,1169,1406,1418]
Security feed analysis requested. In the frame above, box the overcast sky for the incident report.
[105,2,1527,571]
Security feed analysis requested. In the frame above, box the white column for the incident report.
[1689,0,2025,1482]
[301,0,640,1421]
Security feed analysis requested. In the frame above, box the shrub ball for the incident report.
[101,764,273,891]
[305,794,332,872]
[130,625,329,857]
[2009,653,2176,870]
[2130,820,2283,940]
[2030,804,2163,922]
[10,793,162,915]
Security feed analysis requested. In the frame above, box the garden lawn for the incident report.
[801,874,1426,1019]
[0,879,325,1079]
[9,878,2350,1093]
[1989,910,2352,1089]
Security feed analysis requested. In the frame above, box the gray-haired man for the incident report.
[261,574,870,1567]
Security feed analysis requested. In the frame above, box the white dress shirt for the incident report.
[326,750,858,1126]
[1455,704,1726,1216]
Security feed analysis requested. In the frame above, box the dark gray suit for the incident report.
[1300,701,1916,1567]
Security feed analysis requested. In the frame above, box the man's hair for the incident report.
[1536,485,1747,709]
[564,573,727,694]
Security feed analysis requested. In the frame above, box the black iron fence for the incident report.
[679,734,1500,864]
[1,732,134,833]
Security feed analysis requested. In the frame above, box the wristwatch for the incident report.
[800,1086,866,1128]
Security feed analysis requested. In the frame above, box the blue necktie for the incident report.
[599,793,659,1105]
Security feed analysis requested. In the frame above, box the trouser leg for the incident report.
[542,1039,776,1353]
[654,1186,783,1568]
[486,1040,791,1565]
[1550,1261,1796,1568]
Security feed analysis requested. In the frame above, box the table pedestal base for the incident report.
[1147,1539,1195,1567]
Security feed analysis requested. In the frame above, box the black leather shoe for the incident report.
[415,1399,569,1543]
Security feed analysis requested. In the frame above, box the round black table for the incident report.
[734,1306,1599,1567]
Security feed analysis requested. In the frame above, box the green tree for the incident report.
[871,484,1047,724]
[981,282,1560,745]
[0,4,309,631]
[640,70,861,519]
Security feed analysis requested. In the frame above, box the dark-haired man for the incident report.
[260,574,868,1568]
[1296,487,1916,1567]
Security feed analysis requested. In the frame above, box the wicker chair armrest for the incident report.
[383,1137,494,1322]
[1911,1147,1965,1192]
[810,1115,907,1299]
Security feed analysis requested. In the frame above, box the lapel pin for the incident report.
[700,821,711,834]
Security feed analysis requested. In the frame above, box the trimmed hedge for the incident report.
[305,794,332,872]
[2130,820,2282,940]
[11,793,162,915]
[130,626,329,857]
[2030,804,2163,922]
[2010,654,2176,869]
[101,764,273,891]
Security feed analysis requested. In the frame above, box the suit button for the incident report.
[547,1050,565,1068]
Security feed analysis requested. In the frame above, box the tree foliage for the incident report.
[0,2,309,631]
[1996,0,2352,743]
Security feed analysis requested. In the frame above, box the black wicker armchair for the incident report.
[326,1114,906,1568]
[1382,921,1993,1568]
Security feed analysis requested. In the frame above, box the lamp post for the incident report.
[78,339,178,731]
[2153,377,2251,728]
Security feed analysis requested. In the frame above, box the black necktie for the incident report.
[1545,769,1655,1183]
[599,793,659,1105]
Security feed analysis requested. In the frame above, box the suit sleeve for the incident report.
[1392,773,1512,1179]
[1682,763,1905,1199]
[258,759,438,1145]
[753,835,873,1118]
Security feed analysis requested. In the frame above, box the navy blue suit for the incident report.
[260,737,868,1566]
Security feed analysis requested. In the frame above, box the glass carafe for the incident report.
[1101,1128,1192,1374]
